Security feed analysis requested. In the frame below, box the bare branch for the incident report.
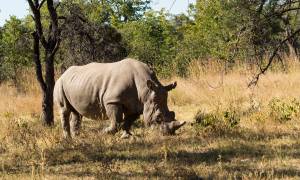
[47,0,59,49]
[27,0,48,48]
[54,2,61,9]
[34,0,39,7]
[47,0,58,31]
[51,38,61,57]
[58,16,67,20]
[272,7,300,17]
[248,28,300,87]
[38,0,46,9]
[27,0,36,9]
[206,70,224,89]
[30,14,35,21]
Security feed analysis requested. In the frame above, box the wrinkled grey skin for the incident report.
[54,58,185,138]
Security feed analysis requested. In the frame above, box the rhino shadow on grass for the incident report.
[2,127,300,179]
[40,130,300,179]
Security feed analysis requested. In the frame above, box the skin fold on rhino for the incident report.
[54,58,185,139]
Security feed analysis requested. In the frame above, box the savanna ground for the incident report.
[1,61,300,179]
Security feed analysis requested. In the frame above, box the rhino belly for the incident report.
[73,100,107,120]
[68,96,108,120]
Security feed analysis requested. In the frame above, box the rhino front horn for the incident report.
[172,121,186,131]
[165,81,177,91]
[160,120,186,135]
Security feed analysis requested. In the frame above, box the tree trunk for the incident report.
[32,32,55,126]
[40,51,55,126]
[28,0,60,126]
[40,87,54,126]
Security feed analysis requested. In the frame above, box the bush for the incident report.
[269,98,300,123]
[223,109,240,128]
[194,110,220,128]
[193,108,240,133]
[0,16,31,84]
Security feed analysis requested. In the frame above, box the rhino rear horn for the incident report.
[165,81,177,91]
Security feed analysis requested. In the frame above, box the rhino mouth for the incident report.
[160,120,186,135]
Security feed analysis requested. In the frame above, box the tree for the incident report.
[0,16,31,87]
[245,0,300,86]
[59,0,151,26]
[173,0,249,75]
[0,26,3,81]
[105,0,151,25]
[57,3,127,71]
[174,0,300,79]
[120,10,180,76]
[27,0,61,126]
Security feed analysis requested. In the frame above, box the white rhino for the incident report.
[54,58,185,138]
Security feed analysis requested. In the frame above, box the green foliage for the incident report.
[176,0,253,73]
[269,98,300,123]
[57,3,127,70]
[2,0,300,82]
[0,16,31,83]
[223,109,240,128]
[193,108,240,132]
[60,0,151,26]
[120,10,180,76]
[194,110,219,128]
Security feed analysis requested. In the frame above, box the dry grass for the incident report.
[1,61,300,179]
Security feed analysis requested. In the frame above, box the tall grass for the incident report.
[1,59,300,179]
[168,59,300,118]
[0,69,41,117]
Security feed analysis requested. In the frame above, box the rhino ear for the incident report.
[147,80,156,91]
[165,81,177,91]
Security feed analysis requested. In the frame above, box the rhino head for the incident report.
[143,80,185,135]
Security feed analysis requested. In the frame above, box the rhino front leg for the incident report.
[104,104,123,134]
[70,111,82,137]
[121,114,139,139]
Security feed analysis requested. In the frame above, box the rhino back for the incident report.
[58,59,153,119]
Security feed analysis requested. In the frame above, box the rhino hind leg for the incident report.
[60,108,71,139]
[103,104,123,134]
[121,114,139,139]
[70,111,82,137]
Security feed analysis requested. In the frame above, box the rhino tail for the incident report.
[54,78,68,108]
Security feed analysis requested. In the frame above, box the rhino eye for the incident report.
[153,94,158,101]
[157,114,163,122]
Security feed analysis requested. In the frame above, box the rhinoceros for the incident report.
[54,58,185,138]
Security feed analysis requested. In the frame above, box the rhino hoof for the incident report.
[71,131,80,138]
[63,132,72,139]
[103,127,118,135]
[121,131,132,139]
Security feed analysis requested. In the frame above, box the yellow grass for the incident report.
[1,61,300,179]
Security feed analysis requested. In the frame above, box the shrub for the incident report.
[223,109,240,128]
[193,108,240,133]
[194,110,219,128]
[269,98,300,123]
